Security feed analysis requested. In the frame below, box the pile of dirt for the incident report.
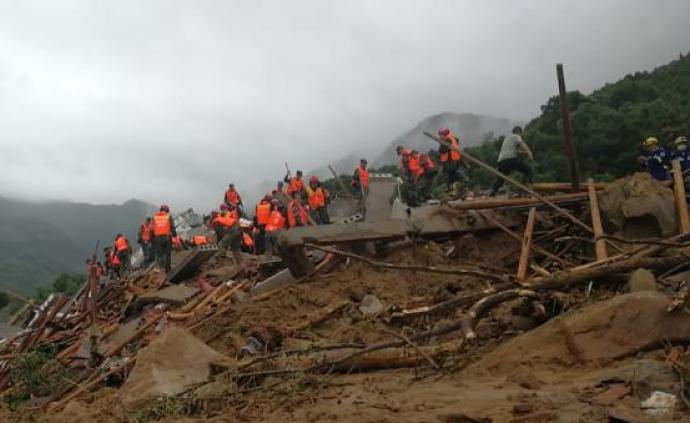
[468,291,690,375]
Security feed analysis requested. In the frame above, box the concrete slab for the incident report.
[279,208,519,247]
[139,284,200,304]
[167,245,218,283]
[249,268,297,296]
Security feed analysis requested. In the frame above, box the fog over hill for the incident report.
[314,112,518,178]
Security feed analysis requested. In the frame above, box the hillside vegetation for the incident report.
[468,53,690,185]
[0,197,154,295]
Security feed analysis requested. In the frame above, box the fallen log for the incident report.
[304,244,512,284]
[525,255,687,291]
[283,300,349,336]
[450,192,588,211]
[389,282,515,324]
[459,289,537,341]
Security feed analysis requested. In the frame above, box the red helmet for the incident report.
[160,204,170,212]
[220,203,228,210]
[438,128,450,136]
[309,175,319,184]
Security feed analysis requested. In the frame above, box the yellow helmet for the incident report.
[675,136,688,145]
[642,137,659,148]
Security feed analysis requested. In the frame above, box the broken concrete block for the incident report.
[599,173,677,238]
[628,268,657,292]
[119,327,229,410]
[359,295,383,315]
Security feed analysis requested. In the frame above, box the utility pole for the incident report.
[556,63,581,190]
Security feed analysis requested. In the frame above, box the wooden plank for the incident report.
[673,160,690,234]
[531,182,608,192]
[517,208,537,281]
[450,192,588,210]
[587,178,608,260]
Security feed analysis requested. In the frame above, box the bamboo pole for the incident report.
[672,160,690,234]
[587,178,608,260]
[517,208,537,281]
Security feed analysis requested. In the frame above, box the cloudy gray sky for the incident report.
[1,0,689,211]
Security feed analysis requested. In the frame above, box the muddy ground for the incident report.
[5,228,690,423]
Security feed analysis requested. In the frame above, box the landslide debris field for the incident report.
[4,173,690,423]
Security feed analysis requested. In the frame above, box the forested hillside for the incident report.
[467,53,690,185]
[0,197,155,295]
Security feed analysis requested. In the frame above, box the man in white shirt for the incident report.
[489,126,534,196]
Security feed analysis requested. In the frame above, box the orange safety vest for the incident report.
[287,177,304,195]
[265,211,286,233]
[242,232,254,248]
[115,236,128,252]
[140,222,152,242]
[307,187,326,209]
[153,212,172,237]
[358,166,369,189]
[408,155,424,177]
[439,133,461,162]
[214,210,238,228]
[256,201,272,225]
[287,200,309,228]
[193,235,208,246]
[225,189,240,205]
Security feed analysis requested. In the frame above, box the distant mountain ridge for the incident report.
[316,112,518,177]
[0,196,156,295]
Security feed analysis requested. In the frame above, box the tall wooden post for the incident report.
[517,207,537,281]
[672,160,690,234]
[587,178,608,260]
[557,64,581,191]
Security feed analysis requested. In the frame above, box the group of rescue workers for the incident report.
[638,136,690,181]
[99,127,687,277]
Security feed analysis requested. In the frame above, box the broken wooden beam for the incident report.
[673,159,690,234]
[531,182,608,193]
[517,208,537,281]
[587,178,608,261]
[449,192,588,211]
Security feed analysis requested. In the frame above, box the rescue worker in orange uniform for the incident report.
[284,170,305,198]
[224,183,244,216]
[352,158,370,199]
[272,181,291,208]
[437,127,465,192]
[103,246,114,277]
[114,233,131,274]
[420,152,438,200]
[305,176,330,225]
[109,248,122,279]
[287,191,310,228]
[255,195,273,254]
[137,217,153,267]
[264,200,286,258]
[396,146,421,206]
[150,204,177,273]
[213,203,242,263]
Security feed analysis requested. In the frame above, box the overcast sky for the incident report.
[1,0,689,211]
